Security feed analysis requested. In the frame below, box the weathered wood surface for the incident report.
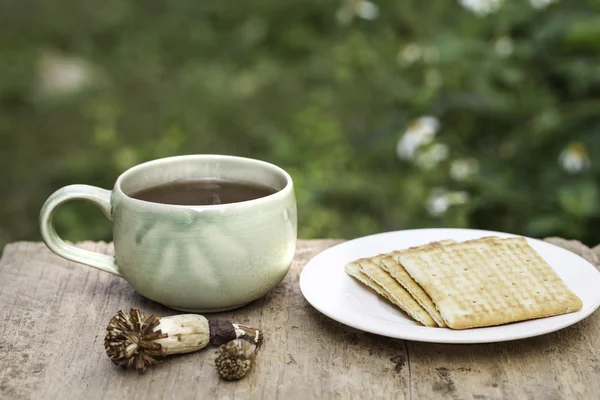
[1,239,599,400]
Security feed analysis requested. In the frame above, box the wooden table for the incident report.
[1,239,600,400]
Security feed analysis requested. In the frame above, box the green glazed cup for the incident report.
[39,155,297,312]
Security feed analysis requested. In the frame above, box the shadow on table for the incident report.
[303,298,596,366]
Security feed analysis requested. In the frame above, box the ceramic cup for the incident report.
[39,155,297,312]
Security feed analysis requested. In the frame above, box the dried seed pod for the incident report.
[215,337,259,381]
[104,308,261,371]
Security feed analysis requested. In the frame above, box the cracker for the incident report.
[356,259,437,327]
[372,240,454,328]
[345,261,430,325]
[363,240,456,264]
[345,240,453,328]
[381,255,447,328]
[345,262,395,303]
[398,237,583,329]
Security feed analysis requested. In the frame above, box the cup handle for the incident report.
[39,184,121,276]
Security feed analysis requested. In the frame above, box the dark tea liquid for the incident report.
[130,179,278,205]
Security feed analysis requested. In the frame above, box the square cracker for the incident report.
[384,239,456,328]
[346,260,437,327]
[345,262,395,303]
[379,256,447,327]
[361,240,454,328]
[367,240,452,328]
[398,237,583,329]
[344,240,453,327]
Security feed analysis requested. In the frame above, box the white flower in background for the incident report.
[458,0,503,16]
[425,69,443,88]
[397,44,422,65]
[559,142,591,174]
[416,143,449,169]
[450,158,480,181]
[529,0,558,9]
[37,49,97,96]
[336,1,379,25]
[396,116,440,160]
[427,193,450,216]
[355,1,379,20]
[495,36,514,58]
[426,188,470,216]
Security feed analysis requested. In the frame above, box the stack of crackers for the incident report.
[345,236,582,329]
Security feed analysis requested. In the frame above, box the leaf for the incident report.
[558,181,599,217]
[563,17,600,51]
[526,215,566,237]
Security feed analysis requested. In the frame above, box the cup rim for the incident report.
[114,154,293,210]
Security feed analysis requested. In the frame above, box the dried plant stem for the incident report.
[104,308,261,371]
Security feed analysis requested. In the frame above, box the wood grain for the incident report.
[0,239,599,400]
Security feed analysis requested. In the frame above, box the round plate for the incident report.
[299,228,600,343]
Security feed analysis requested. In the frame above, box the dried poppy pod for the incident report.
[215,336,260,381]
[104,308,261,371]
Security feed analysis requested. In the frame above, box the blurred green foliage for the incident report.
[1,0,600,251]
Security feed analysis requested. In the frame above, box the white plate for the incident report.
[300,228,600,343]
